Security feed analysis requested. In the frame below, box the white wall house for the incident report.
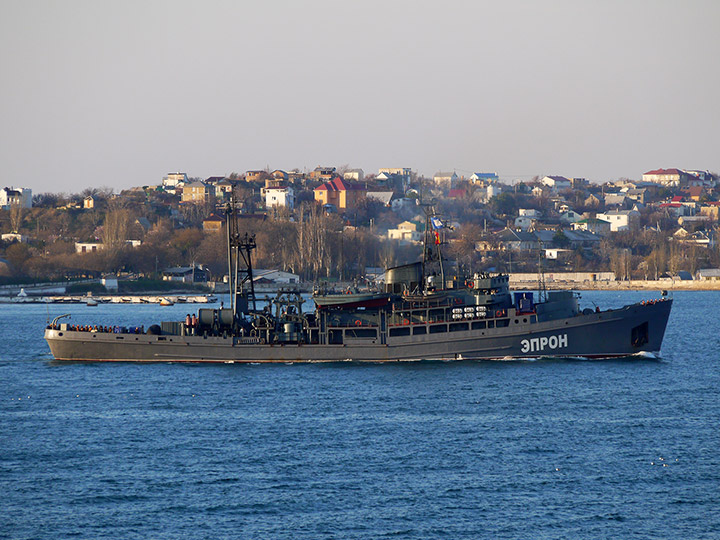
[388,221,423,243]
[514,216,535,231]
[0,187,32,209]
[253,269,300,284]
[541,176,571,191]
[518,208,541,218]
[469,172,499,184]
[163,172,188,187]
[343,169,364,182]
[432,171,458,190]
[596,209,640,232]
[264,186,295,210]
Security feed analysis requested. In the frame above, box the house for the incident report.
[387,221,423,244]
[572,218,611,235]
[75,242,104,253]
[518,208,541,218]
[253,269,300,284]
[544,248,573,261]
[1,233,29,243]
[584,193,601,207]
[541,176,571,191]
[448,188,466,199]
[310,166,337,180]
[469,172,499,185]
[271,170,288,181]
[265,185,295,210]
[696,268,720,280]
[204,176,226,185]
[658,196,694,217]
[391,197,418,211]
[181,182,215,204]
[604,193,627,207]
[682,186,705,201]
[532,185,550,199]
[83,196,95,209]
[343,169,364,182]
[162,172,187,188]
[203,213,225,232]
[215,179,234,199]
[642,168,684,186]
[432,171,458,190]
[375,171,398,186]
[366,190,394,206]
[496,228,540,251]
[0,187,32,209]
[699,203,720,220]
[535,228,603,249]
[514,216,535,231]
[245,170,267,183]
[313,177,366,211]
[378,168,411,187]
[678,216,712,230]
[623,188,647,204]
[684,170,717,188]
[596,209,640,232]
[131,217,151,238]
[162,265,209,283]
[672,228,714,248]
[560,210,583,224]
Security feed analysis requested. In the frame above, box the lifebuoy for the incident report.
[402,319,410,326]
[466,280,474,288]
[496,310,505,318]
[355,320,362,327]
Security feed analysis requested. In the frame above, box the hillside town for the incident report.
[2,166,720,290]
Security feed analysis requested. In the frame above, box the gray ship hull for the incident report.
[45,299,672,363]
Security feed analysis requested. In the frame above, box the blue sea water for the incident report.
[1,290,719,539]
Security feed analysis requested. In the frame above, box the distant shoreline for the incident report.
[512,280,720,291]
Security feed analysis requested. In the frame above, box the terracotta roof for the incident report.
[314,177,365,192]
[644,168,683,175]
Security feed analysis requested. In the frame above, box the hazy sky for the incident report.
[2,0,719,194]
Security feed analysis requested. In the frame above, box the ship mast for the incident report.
[421,201,446,293]
[225,195,258,317]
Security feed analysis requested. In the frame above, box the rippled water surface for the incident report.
[2,291,719,539]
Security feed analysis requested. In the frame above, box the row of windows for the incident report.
[388,318,512,337]
[327,316,533,340]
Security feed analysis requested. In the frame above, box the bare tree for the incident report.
[9,203,23,233]
[102,209,130,251]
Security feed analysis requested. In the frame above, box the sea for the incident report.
[1,290,718,539]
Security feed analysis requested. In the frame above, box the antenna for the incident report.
[537,240,547,302]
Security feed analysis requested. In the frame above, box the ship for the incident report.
[44,200,673,363]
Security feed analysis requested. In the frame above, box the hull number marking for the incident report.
[521,334,568,353]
